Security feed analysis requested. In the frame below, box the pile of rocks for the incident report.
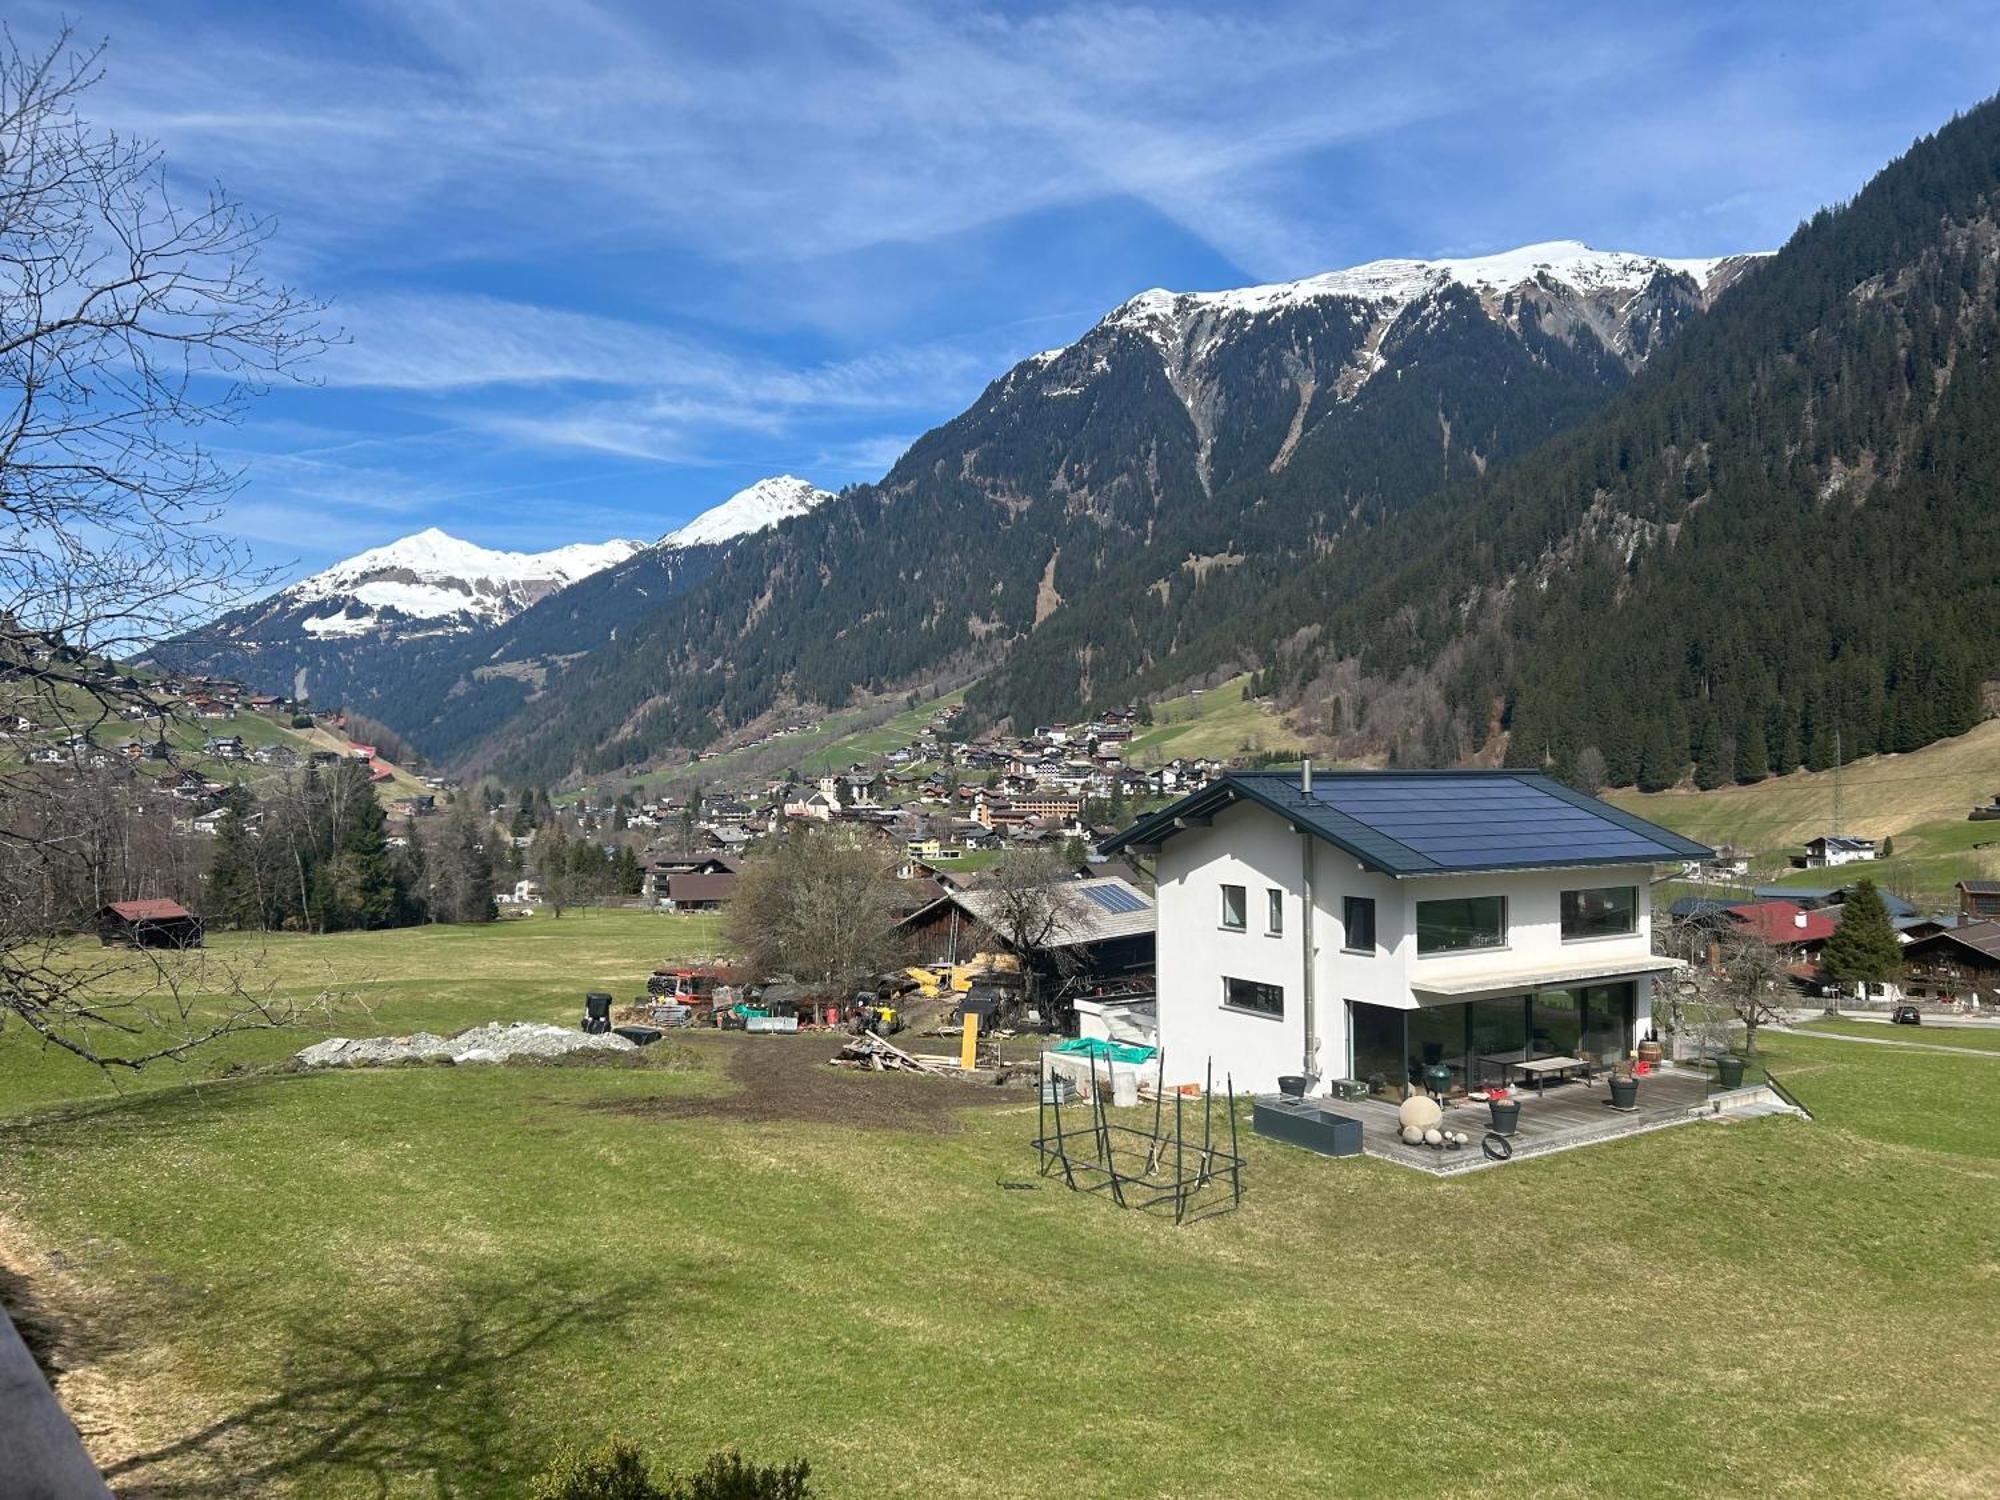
[294,1021,636,1070]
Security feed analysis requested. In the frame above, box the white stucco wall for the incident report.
[1151,797,1663,1095]
[1393,867,1654,996]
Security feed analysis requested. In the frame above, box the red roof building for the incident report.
[96,899,204,948]
[1723,900,1839,947]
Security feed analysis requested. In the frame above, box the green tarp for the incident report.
[1050,1037,1158,1064]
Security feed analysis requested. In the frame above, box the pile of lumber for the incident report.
[831,1033,953,1075]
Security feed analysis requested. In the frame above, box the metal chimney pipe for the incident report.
[1301,757,1313,796]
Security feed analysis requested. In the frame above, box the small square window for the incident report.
[1220,883,1247,931]
[1343,895,1376,953]
[1266,888,1284,935]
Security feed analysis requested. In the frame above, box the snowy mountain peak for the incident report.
[285,530,643,638]
[657,475,834,549]
[1105,240,1763,334]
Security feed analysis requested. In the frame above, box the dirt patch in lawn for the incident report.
[596,1032,1017,1131]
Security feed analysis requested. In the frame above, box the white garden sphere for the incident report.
[1423,1127,1444,1146]
[1397,1095,1443,1132]
[1401,1124,1424,1144]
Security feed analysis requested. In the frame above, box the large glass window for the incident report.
[1408,1005,1468,1097]
[1562,886,1638,941]
[1579,982,1636,1063]
[1349,1001,1405,1099]
[1470,997,1529,1088]
[1416,896,1506,954]
[1530,988,1582,1059]
[1222,977,1282,1017]
[1219,884,1246,931]
[1343,896,1376,953]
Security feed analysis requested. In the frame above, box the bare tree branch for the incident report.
[1,24,335,1070]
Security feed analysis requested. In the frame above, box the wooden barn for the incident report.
[96,898,205,949]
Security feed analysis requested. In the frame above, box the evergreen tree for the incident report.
[315,763,399,930]
[1820,878,1904,994]
[1736,719,1771,784]
[206,785,265,929]
[431,803,497,924]
[1636,724,1679,793]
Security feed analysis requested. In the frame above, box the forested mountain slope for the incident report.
[1142,97,2000,790]
[480,244,1753,781]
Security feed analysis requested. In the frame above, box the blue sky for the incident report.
[35,0,2000,580]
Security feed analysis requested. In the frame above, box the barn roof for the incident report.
[103,898,194,921]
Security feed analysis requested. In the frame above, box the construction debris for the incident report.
[830,1033,954,1075]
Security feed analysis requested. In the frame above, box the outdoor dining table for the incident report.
[1509,1055,1591,1094]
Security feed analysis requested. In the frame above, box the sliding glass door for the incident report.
[1348,988,1635,1098]
[1469,997,1528,1089]
[1350,1002,1407,1100]
[1580,982,1636,1064]
[1530,988,1582,1060]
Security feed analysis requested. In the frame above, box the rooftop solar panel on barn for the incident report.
[1084,884,1147,914]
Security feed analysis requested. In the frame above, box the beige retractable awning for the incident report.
[1407,953,1686,1004]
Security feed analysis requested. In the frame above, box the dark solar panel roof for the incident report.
[1083,883,1148,915]
[1101,769,1713,875]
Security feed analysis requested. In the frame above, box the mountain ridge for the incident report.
[461,238,1759,782]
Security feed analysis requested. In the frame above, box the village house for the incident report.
[665,870,737,911]
[1101,767,1711,1097]
[1796,834,1877,869]
[1957,880,2000,924]
[1899,921,2000,1008]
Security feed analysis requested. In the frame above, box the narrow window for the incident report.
[1220,883,1247,931]
[1223,977,1284,1017]
[1343,895,1376,953]
[1266,887,1284,935]
[1416,895,1507,955]
[1561,886,1638,941]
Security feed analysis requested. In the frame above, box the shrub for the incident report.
[529,1438,661,1500]
[528,1441,813,1500]
[675,1451,812,1500]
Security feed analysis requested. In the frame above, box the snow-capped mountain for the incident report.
[155,474,836,754]
[1089,240,1768,396]
[287,528,644,639]
[656,475,834,549]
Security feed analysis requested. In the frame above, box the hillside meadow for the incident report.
[0,912,1994,1498]
[1612,718,2000,902]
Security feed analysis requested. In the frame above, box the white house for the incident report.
[1800,835,1877,869]
[1101,767,1712,1098]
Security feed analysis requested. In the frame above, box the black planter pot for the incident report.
[1489,1098,1520,1136]
[1607,1075,1639,1111]
[1716,1055,1748,1089]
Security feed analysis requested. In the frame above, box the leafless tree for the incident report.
[1688,928,1794,1057]
[980,846,1089,964]
[725,825,912,992]
[1,26,333,1068]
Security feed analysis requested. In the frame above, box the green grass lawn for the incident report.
[3,922,1997,1498]
[1125,673,1305,760]
[1794,1017,2000,1052]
